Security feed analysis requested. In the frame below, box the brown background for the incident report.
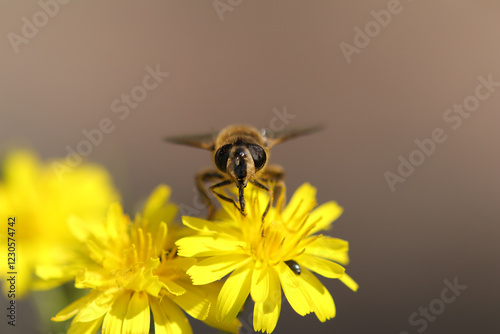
[1,1,499,333]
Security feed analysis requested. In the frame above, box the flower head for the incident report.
[51,185,240,334]
[0,150,119,297]
[176,183,358,333]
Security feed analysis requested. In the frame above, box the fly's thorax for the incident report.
[214,124,265,148]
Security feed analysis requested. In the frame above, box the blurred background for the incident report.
[1,1,499,333]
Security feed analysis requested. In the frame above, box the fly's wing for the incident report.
[263,124,325,148]
[164,131,218,150]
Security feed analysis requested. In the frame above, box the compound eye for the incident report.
[248,144,267,171]
[214,144,232,172]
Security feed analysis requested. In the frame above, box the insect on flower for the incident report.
[164,124,322,219]
[285,259,302,275]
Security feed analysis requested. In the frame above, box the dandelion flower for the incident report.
[176,183,358,333]
[0,150,119,297]
[51,185,240,334]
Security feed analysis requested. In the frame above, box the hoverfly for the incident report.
[165,124,322,219]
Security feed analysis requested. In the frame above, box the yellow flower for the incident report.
[0,150,119,297]
[176,183,358,333]
[51,185,240,334]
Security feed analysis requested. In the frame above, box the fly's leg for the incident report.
[254,164,285,221]
[249,179,271,221]
[209,179,244,216]
[196,169,228,219]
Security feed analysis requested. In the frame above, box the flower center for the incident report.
[251,218,302,265]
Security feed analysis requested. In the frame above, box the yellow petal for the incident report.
[32,275,73,291]
[67,316,104,334]
[199,281,242,334]
[176,235,245,257]
[339,273,359,292]
[181,216,238,236]
[251,261,270,302]
[163,256,197,272]
[303,236,349,264]
[282,183,317,223]
[142,185,177,225]
[151,296,193,334]
[253,269,281,333]
[122,291,150,334]
[102,291,131,334]
[152,221,168,255]
[170,283,210,320]
[163,278,187,296]
[296,254,345,279]
[75,266,114,290]
[106,203,128,242]
[74,290,115,322]
[142,259,164,297]
[36,264,74,281]
[67,215,94,242]
[187,254,250,285]
[218,193,241,221]
[217,263,253,322]
[1,150,38,184]
[243,185,270,220]
[277,261,312,316]
[149,298,170,334]
[299,268,336,322]
[52,291,98,322]
[308,201,343,234]
[149,297,170,334]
